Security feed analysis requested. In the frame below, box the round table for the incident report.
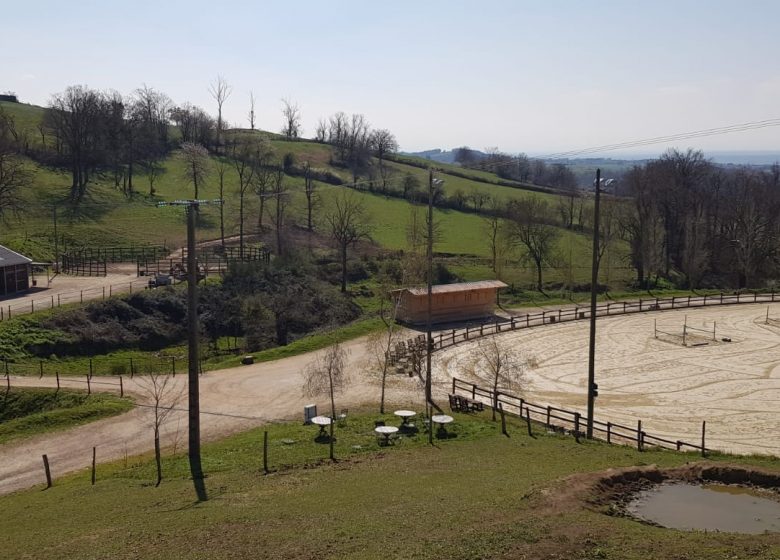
[311,415,333,436]
[431,414,454,425]
[375,425,399,445]
[394,410,417,425]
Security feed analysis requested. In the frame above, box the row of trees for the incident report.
[620,149,780,288]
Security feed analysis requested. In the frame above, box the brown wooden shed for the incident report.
[391,280,507,325]
[0,245,31,296]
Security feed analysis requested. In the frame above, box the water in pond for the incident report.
[626,482,780,534]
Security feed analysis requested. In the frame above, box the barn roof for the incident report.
[396,280,508,297]
[0,245,32,268]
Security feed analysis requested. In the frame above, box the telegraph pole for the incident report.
[157,199,221,501]
[425,171,443,444]
[586,169,601,438]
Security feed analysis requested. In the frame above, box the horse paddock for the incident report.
[435,303,780,456]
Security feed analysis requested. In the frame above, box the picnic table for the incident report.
[394,410,416,426]
[311,415,333,437]
[375,425,399,445]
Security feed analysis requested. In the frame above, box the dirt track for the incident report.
[438,303,780,456]
[0,335,429,496]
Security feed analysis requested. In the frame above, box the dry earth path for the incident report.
[0,335,428,496]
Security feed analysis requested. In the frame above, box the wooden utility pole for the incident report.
[157,199,222,501]
[586,169,601,439]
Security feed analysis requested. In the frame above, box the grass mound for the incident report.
[0,388,133,444]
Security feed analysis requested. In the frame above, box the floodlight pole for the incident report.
[157,199,222,501]
[586,169,601,439]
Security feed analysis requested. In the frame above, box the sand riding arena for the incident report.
[434,297,780,456]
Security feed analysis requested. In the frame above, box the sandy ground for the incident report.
[2,272,146,317]
[0,335,425,496]
[437,302,780,457]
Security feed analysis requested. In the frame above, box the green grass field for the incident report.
[0,387,132,444]
[0,101,614,291]
[2,409,779,559]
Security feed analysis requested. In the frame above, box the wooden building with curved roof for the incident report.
[391,280,507,325]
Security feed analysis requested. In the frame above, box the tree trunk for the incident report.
[154,431,162,487]
[536,259,543,292]
[239,193,244,259]
[340,244,348,293]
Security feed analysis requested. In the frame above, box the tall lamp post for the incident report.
[157,198,222,501]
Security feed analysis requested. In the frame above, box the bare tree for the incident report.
[209,76,232,149]
[0,110,31,219]
[248,90,256,130]
[270,169,289,256]
[482,201,509,276]
[303,161,319,231]
[214,157,229,246]
[136,372,183,486]
[508,198,559,292]
[230,140,261,257]
[143,160,162,196]
[281,98,302,140]
[370,128,398,173]
[326,192,372,292]
[314,118,328,142]
[470,337,527,421]
[303,343,349,421]
[180,142,210,199]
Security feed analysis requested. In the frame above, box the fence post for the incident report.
[526,314,530,327]
[171,357,176,377]
[51,295,54,309]
[129,358,134,376]
[86,374,91,395]
[263,431,269,474]
[102,287,105,300]
[701,421,706,458]
[80,290,83,303]
[89,359,93,379]
[472,383,476,399]
[56,372,60,391]
[57,294,61,307]
[607,422,611,444]
[119,375,124,397]
[91,447,96,486]
[31,300,34,313]
[525,407,534,437]
[637,420,643,451]
[574,412,580,442]
[546,405,551,428]
[451,378,456,395]
[499,403,507,436]
[42,454,52,489]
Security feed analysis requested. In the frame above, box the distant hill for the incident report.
[401,148,487,165]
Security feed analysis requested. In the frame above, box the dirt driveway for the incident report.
[0,335,431,496]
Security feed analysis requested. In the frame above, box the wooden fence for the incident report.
[429,291,780,353]
[451,377,709,455]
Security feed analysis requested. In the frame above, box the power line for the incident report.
[458,117,780,173]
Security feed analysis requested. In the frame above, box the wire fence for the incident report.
[0,278,150,321]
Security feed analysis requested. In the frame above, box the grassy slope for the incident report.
[1,101,631,289]
[0,387,133,444]
[1,410,779,559]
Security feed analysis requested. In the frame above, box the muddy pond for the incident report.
[627,482,780,534]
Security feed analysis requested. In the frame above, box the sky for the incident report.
[2,1,780,158]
